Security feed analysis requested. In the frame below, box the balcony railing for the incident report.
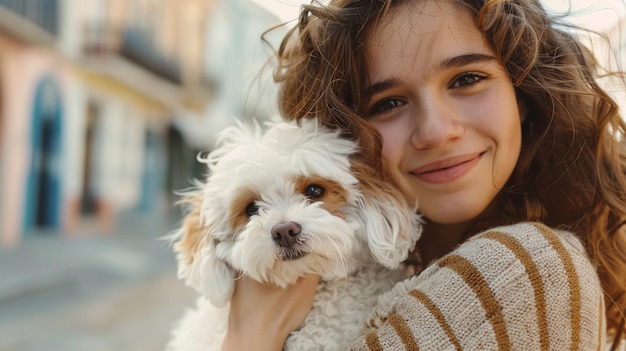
[0,0,58,35]
[83,24,120,55]
[118,27,182,84]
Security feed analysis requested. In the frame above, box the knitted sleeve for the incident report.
[351,222,606,351]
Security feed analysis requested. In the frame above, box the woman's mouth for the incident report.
[411,153,482,184]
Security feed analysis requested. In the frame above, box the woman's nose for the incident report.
[410,98,464,149]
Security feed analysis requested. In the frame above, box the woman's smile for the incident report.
[410,152,482,184]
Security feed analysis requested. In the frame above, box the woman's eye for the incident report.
[449,73,488,89]
[245,202,259,217]
[305,185,325,199]
[367,97,405,116]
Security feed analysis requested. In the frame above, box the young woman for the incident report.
[223,0,626,349]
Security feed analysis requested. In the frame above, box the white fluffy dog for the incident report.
[166,119,422,350]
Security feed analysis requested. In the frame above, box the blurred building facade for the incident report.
[605,15,626,111]
[577,7,626,113]
[0,0,283,247]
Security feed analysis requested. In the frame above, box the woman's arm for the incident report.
[352,222,606,350]
[222,275,320,351]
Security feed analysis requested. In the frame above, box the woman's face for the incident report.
[364,0,523,226]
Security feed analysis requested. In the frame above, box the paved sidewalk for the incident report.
[0,215,198,351]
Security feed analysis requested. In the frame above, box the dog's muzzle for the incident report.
[272,221,307,260]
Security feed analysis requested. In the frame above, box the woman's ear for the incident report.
[170,192,234,307]
[350,161,422,269]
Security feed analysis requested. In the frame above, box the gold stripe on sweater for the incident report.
[438,254,511,349]
[534,223,582,351]
[364,332,383,351]
[408,289,462,350]
[597,296,605,351]
[481,231,550,350]
[388,314,420,351]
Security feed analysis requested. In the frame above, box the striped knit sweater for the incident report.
[350,222,614,351]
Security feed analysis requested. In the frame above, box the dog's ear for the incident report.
[351,161,422,269]
[169,192,234,307]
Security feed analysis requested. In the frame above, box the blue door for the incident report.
[23,76,63,235]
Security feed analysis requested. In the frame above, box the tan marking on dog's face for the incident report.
[176,194,209,266]
[294,176,349,214]
[229,190,259,233]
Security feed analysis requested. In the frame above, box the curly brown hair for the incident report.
[267,0,626,342]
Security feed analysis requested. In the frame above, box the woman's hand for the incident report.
[222,275,320,351]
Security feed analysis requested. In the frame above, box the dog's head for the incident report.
[170,119,421,306]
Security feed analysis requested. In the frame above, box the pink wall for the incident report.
[0,36,69,247]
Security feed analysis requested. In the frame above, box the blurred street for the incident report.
[0,214,197,351]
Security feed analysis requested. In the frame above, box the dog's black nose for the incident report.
[271,221,301,247]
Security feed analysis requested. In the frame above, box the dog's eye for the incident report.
[305,184,325,199]
[245,202,259,217]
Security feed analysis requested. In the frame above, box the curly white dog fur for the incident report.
[166,119,422,350]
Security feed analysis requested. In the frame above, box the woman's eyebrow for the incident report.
[366,53,497,96]
[437,53,497,73]
[367,78,402,97]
